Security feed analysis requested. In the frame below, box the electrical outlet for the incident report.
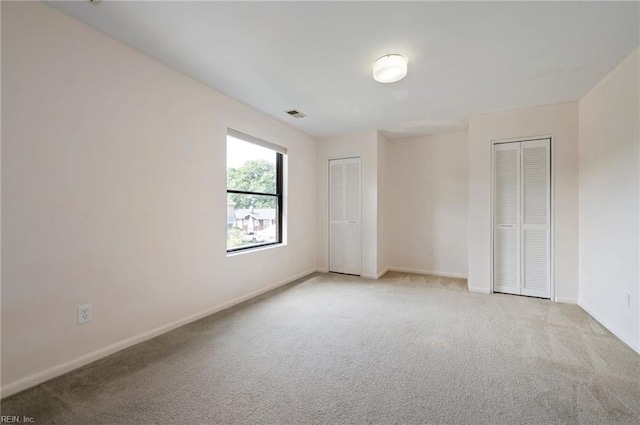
[77,304,92,325]
[624,293,630,308]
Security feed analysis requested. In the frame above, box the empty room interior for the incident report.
[2,1,640,424]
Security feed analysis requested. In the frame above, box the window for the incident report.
[226,129,284,252]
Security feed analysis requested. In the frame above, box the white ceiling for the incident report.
[47,1,639,139]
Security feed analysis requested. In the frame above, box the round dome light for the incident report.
[372,54,408,83]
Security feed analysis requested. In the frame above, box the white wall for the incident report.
[578,48,639,353]
[316,129,380,278]
[467,103,580,301]
[387,132,469,278]
[1,2,317,396]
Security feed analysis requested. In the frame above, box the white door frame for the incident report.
[490,135,555,301]
[328,156,362,276]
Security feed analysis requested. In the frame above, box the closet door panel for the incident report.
[493,144,521,294]
[329,160,345,273]
[330,222,345,273]
[522,228,548,297]
[329,158,361,276]
[495,227,519,294]
[344,159,361,275]
[521,140,550,298]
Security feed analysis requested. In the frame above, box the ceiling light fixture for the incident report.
[372,54,408,83]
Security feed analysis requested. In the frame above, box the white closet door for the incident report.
[521,139,550,298]
[344,158,361,275]
[493,143,521,295]
[329,160,345,273]
[329,158,361,276]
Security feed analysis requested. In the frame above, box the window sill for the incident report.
[226,242,285,257]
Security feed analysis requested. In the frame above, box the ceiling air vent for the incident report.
[285,110,306,119]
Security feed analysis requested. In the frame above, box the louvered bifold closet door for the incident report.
[493,143,521,295]
[329,160,345,273]
[344,158,361,275]
[521,139,550,298]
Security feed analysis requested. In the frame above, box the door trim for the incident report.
[490,135,554,301]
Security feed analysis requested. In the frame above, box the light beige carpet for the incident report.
[2,272,639,424]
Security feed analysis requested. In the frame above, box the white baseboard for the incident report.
[578,301,640,355]
[315,268,329,273]
[555,296,578,304]
[1,268,317,399]
[376,268,389,279]
[387,266,467,280]
[468,286,491,294]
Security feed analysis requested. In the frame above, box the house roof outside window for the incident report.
[234,209,276,221]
